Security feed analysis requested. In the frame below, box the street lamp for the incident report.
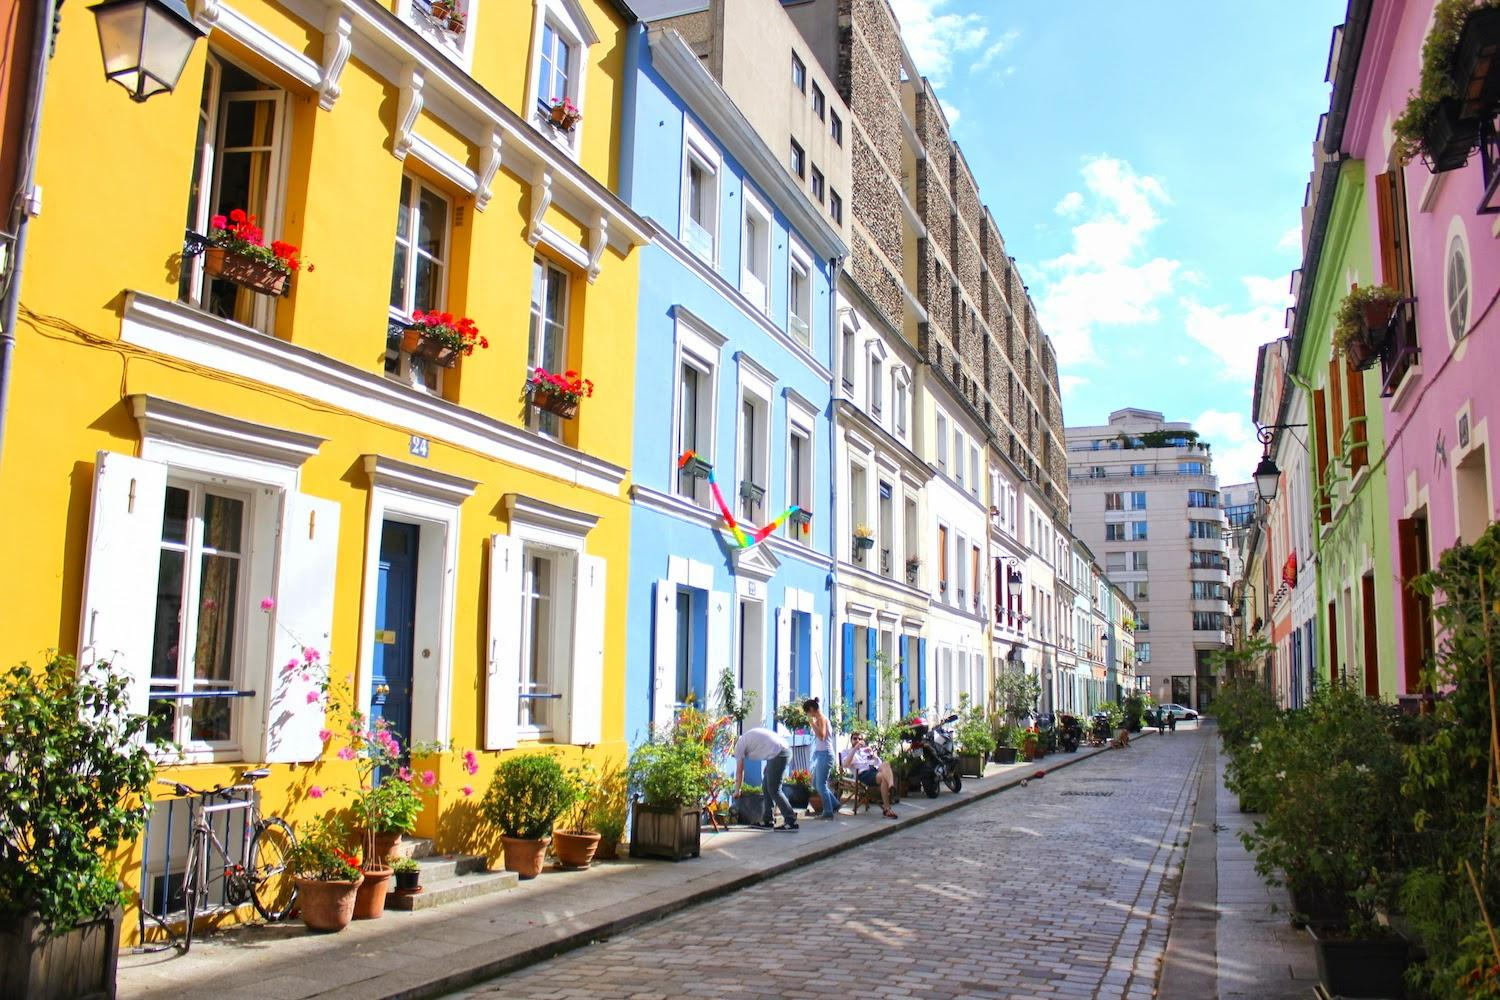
[1252,422,1307,504]
[90,0,205,102]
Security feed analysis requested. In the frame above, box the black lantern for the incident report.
[1253,454,1280,503]
[90,0,205,102]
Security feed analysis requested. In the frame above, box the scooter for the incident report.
[903,713,962,798]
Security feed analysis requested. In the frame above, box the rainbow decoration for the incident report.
[678,451,809,549]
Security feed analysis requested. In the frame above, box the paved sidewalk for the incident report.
[1157,722,1318,1000]
[119,741,1134,1000]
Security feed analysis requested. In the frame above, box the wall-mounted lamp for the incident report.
[91,0,205,102]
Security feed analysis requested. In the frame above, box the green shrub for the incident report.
[354,776,423,835]
[585,758,629,844]
[481,753,578,839]
[0,655,154,933]
[955,694,995,756]
[286,815,362,881]
[1122,695,1144,731]
[626,707,728,808]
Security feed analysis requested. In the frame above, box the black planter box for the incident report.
[0,907,121,1000]
[1290,882,1349,930]
[1456,7,1500,119]
[1424,97,1481,173]
[630,802,701,861]
[992,746,1018,764]
[1309,927,1409,998]
[783,784,811,809]
[733,792,764,825]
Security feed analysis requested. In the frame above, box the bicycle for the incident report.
[153,768,298,951]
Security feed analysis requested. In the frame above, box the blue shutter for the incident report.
[865,627,878,721]
[916,637,928,710]
[898,635,910,713]
[841,623,856,717]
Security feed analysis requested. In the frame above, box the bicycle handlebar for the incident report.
[155,779,257,799]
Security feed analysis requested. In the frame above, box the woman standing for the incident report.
[805,698,839,819]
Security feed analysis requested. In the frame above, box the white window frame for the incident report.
[680,118,722,265]
[736,357,774,522]
[892,368,909,440]
[524,0,597,157]
[786,394,817,545]
[527,255,571,438]
[864,337,887,423]
[741,185,773,314]
[673,312,726,505]
[788,239,813,347]
[1445,217,1472,346]
[387,174,454,396]
[402,0,481,72]
[936,412,949,471]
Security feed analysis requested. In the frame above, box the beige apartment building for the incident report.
[1066,409,1231,712]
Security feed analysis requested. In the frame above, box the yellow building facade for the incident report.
[0,0,644,943]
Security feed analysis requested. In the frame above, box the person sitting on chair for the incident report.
[839,732,898,819]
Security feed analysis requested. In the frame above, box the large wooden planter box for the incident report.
[958,753,985,778]
[202,245,288,296]
[0,907,121,1000]
[629,802,701,861]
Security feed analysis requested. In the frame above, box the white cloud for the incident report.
[1032,156,1181,365]
[1059,373,1089,395]
[1194,408,1263,485]
[1054,191,1084,216]
[1180,275,1290,382]
[887,0,991,87]
[1277,224,1302,253]
[940,97,961,127]
[972,29,1020,74]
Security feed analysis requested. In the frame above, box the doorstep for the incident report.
[117,739,1136,1000]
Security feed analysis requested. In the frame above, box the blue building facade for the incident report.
[619,25,843,744]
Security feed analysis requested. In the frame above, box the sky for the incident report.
[885,0,1347,485]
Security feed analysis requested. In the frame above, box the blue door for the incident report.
[372,520,419,749]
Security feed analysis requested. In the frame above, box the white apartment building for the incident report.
[1066,408,1232,712]
[1021,484,1061,714]
[986,453,1028,710]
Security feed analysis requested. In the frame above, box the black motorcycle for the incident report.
[1057,713,1083,753]
[903,714,962,798]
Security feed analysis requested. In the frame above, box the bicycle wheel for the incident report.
[181,831,204,952]
[249,817,298,921]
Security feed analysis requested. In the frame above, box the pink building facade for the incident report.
[1339,0,1500,698]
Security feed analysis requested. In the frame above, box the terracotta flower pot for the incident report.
[295,876,362,933]
[367,830,403,864]
[549,105,581,132]
[809,792,824,814]
[400,326,462,368]
[501,836,549,879]
[553,830,602,870]
[352,866,393,920]
[595,837,619,861]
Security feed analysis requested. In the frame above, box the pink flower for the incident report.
[318,729,332,743]
[308,786,324,798]
[303,647,321,664]
[398,767,412,782]
[463,750,478,775]
[300,672,310,683]
[461,785,473,797]
[337,746,355,761]
[210,214,227,230]
[305,691,320,704]
[259,596,275,611]
[283,660,299,674]
[421,770,436,787]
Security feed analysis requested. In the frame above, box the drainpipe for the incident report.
[0,0,58,475]
[826,255,844,714]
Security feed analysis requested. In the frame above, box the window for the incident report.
[1105,523,1125,542]
[1129,491,1147,510]
[969,446,979,497]
[149,483,249,750]
[792,52,806,92]
[1129,521,1148,541]
[786,415,814,544]
[811,166,824,205]
[518,550,559,733]
[527,257,569,437]
[812,82,825,120]
[893,373,908,438]
[1188,490,1217,508]
[954,432,965,489]
[1189,520,1220,539]
[738,392,768,520]
[878,482,894,577]
[936,413,949,471]
[1105,492,1123,511]
[1106,552,1126,573]
[525,3,597,153]
[1190,550,1221,570]
[1447,231,1471,342]
[182,56,288,334]
[741,189,772,312]
[536,23,572,118]
[938,524,949,594]
[1193,611,1224,632]
[682,127,721,262]
[868,355,883,417]
[849,463,868,559]
[1090,466,1106,478]
[674,589,695,704]
[1131,464,1147,477]
[1179,462,1205,475]
[387,174,452,392]
[790,139,805,179]
[674,317,722,506]
[1132,552,1149,571]
[789,244,812,346]
[1137,642,1151,663]
[1191,581,1223,601]
[829,189,843,225]
[830,110,842,145]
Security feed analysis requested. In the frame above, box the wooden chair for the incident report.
[833,772,879,814]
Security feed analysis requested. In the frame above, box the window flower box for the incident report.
[526,368,592,420]
[1423,97,1480,172]
[203,246,288,296]
[1334,285,1400,372]
[401,310,485,369]
[1455,6,1500,118]
[739,480,765,508]
[548,98,582,133]
[853,535,875,553]
[199,209,303,297]
[679,455,713,480]
[789,508,812,529]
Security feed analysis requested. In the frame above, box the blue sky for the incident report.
[887,0,1347,483]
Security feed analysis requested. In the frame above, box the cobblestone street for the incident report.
[454,729,1208,1000]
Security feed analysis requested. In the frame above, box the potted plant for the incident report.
[782,769,814,810]
[853,523,876,554]
[1123,695,1145,733]
[992,723,1021,765]
[1334,284,1401,371]
[354,775,422,868]
[0,656,151,998]
[547,96,582,132]
[428,0,452,21]
[775,700,810,735]
[905,556,921,584]
[1393,0,1500,171]
[732,783,764,824]
[444,7,466,33]
[587,758,629,860]
[678,451,713,480]
[552,763,602,870]
[202,208,304,296]
[525,367,594,420]
[481,753,578,879]
[1020,726,1040,762]
[400,309,487,368]
[954,696,995,777]
[1455,5,1500,116]
[627,707,728,861]
[286,816,363,933]
[391,856,421,895]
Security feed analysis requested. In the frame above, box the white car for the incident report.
[1159,703,1199,722]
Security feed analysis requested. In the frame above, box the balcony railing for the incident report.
[1380,304,1419,398]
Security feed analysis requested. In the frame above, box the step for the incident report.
[387,866,519,912]
[396,851,490,883]
[390,837,434,860]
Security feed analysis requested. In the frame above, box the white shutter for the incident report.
[652,580,676,729]
[706,589,730,707]
[775,607,791,712]
[809,614,825,707]
[564,554,606,746]
[486,534,524,750]
[264,491,340,763]
[78,452,169,722]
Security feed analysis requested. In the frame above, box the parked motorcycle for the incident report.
[1089,713,1112,746]
[903,714,962,798]
[1056,713,1083,753]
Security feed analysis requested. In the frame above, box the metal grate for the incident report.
[1061,790,1115,797]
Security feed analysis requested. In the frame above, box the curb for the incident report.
[361,731,1154,1000]
[1156,731,1217,1000]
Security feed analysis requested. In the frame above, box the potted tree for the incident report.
[627,707,726,861]
[481,753,578,880]
[286,817,363,933]
[400,309,486,368]
[201,208,304,295]
[1334,284,1401,372]
[525,367,594,420]
[552,763,602,870]
[0,656,152,998]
